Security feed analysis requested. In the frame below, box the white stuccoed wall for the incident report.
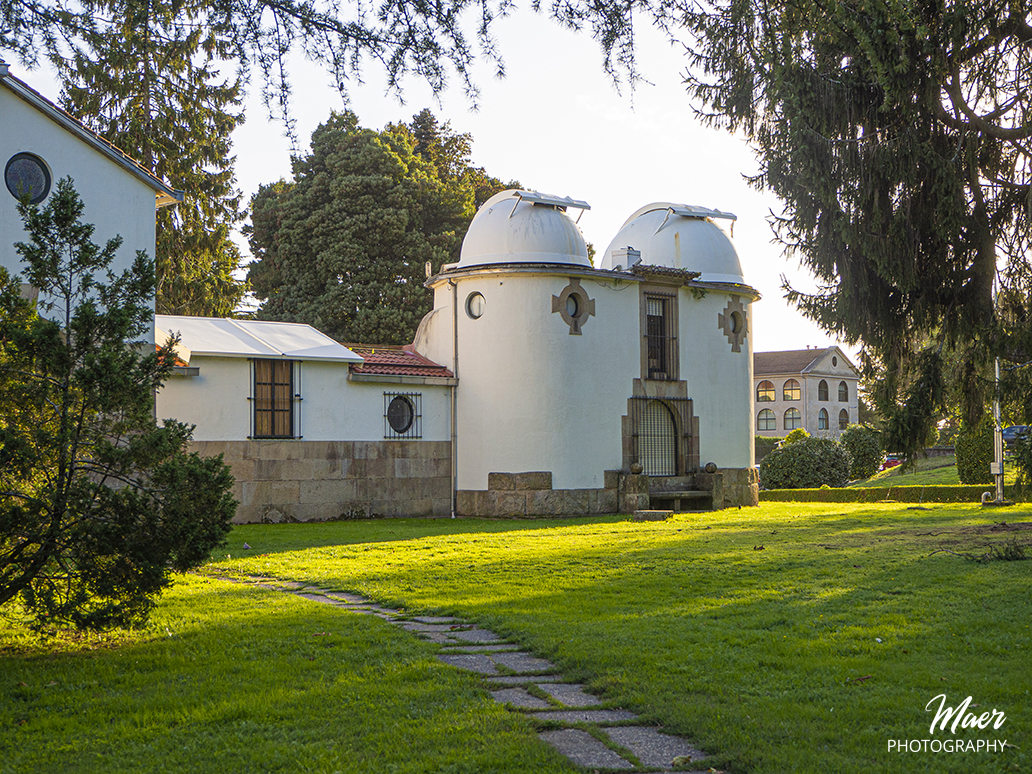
[1,87,158,316]
[157,357,451,442]
[444,270,640,491]
[681,289,756,469]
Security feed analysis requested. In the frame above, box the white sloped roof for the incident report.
[155,316,364,364]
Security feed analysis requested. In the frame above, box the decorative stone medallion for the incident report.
[718,295,748,353]
[551,277,596,335]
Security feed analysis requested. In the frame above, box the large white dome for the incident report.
[599,203,745,285]
[458,189,591,269]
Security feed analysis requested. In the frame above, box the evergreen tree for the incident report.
[0,179,235,631]
[58,0,246,316]
[247,110,517,344]
[678,0,1032,454]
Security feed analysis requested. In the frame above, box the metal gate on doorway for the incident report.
[629,396,692,477]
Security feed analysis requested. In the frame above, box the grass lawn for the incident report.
[3,503,1030,773]
[850,454,1020,488]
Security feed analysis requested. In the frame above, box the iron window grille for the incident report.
[384,392,422,439]
[250,359,301,439]
[644,294,677,381]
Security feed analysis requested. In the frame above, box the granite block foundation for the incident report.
[193,440,452,523]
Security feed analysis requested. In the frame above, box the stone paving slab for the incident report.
[321,591,371,604]
[532,709,639,724]
[295,592,332,602]
[412,616,458,624]
[412,631,458,644]
[439,644,520,653]
[538,730,634,770]
[604,727,707,771]
[398,622,461,632]
[537,683,603,707]
[489,652,555,674]
[490,688,551,709]
[443,627,503,643]
[484,675,563,686]
[437,654,499,675]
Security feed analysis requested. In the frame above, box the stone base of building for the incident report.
[191,440,452,523]
[457,470,626,517]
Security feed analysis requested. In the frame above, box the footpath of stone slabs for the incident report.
[244,576,715,773]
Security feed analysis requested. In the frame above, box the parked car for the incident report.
[1002,425,1030,449]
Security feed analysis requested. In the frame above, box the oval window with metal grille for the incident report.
[386,395,414,434]
[5,153,51,204]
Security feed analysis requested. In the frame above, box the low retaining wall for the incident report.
[191,440,452,523]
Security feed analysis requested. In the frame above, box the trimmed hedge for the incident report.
[760,436,851,489]
[760,485,1024,503]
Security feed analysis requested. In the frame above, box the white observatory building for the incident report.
[415,190,760,516]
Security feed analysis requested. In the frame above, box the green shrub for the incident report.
[1012,432,1032,491]
[839,423,883,480]
[760,436,851,489]
[755,435,783,462]
[760,485,1021,503]
[783,428,810,445]
[955,416,993,485]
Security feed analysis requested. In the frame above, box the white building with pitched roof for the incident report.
[1,62,181,313]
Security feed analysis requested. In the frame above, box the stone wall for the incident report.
[192,440,452,523]
[697,466,759,508]
[456,471,623,517]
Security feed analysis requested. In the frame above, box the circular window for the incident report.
[387,396,414,434]
[729,311,742,334]
[565,294,579,318]
[5,153,51,204]
[465,292,485,319]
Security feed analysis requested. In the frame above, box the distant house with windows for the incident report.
[753,347,860,439]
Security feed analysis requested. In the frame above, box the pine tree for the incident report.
[58,0,246,316]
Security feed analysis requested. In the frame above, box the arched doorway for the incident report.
[640,400,677,476]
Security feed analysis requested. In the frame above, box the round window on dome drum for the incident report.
[465,292,485,319]
[5,153,51,204]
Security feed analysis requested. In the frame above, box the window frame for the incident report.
[839,409,849,431]
[818,380,829,401]
[784,407,802,431]
[757,380,775,402]
[757,408,776,431]
[838,381,849,402]
[640,288,678,381]
[783,379,801,401]
[251,359,298,439]
[818,408,829,430]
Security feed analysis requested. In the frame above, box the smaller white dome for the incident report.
[599,203,744,285]
[458,190,591,269]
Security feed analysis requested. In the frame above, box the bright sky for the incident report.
[21,9,852,359]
